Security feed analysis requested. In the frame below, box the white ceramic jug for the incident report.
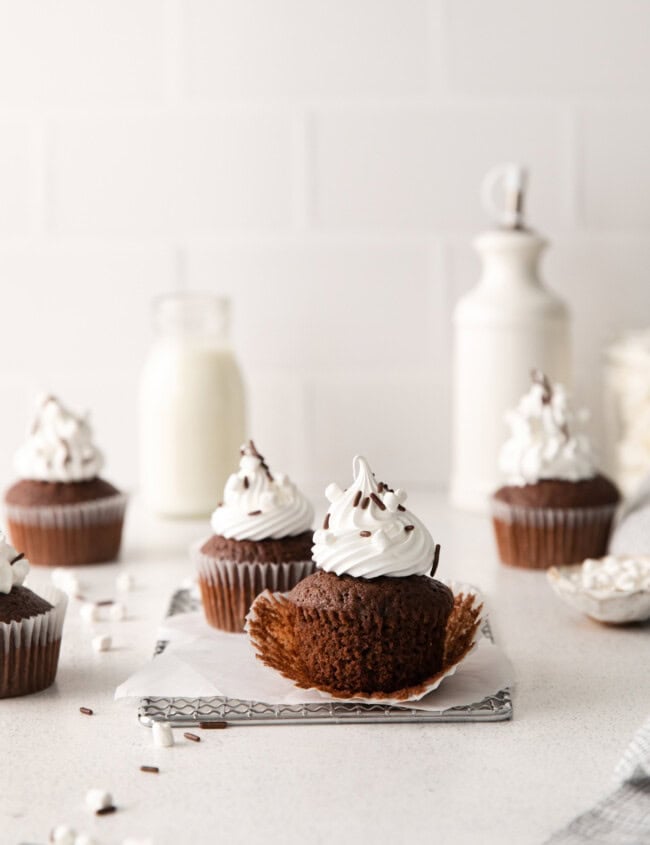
[450,165,571,513]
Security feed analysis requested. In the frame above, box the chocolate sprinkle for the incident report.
[79,707,93,715]
[353,490,362,507]
[248,510,262,516]
[184,732,201,743]
[359,530,371,537]
[377,482,385,492]
[96,806,117,816]
[95,599,114,607]
[140,765,159,774]
[9,552,24,566]
[323,513,330,529]
[199,721,228,730]
[397,504,406,512]
[431,544,441,577]
[360,497,370,510]
[404,525,415,532]
[370,493,386,511]
[243,476,249,489]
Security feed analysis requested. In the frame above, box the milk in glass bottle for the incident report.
[450,165,571,513]
[139,293,246,517]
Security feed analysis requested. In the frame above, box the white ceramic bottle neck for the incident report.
[474,230,547,289]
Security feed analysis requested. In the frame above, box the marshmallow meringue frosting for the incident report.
[5,395,127,567]
[492,372,620,569]
[196,441,316,632]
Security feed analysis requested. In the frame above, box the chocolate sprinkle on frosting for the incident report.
[404,524,415,532]
[359,530,371,537]
[9,552,24,566]
[431,544,441,577]
[243,476,249,489]
[361,497,370,510]
[96,806,117,816]
[397,504,406,512]
[323,513,330,529]
[370,493,386,511]
[248,510,262,516]
[353,490,362,507]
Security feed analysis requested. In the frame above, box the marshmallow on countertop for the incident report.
[152,721,174,748]
[116,572,134,592]
[91,634,111,653]
[51,825,76,845]
[582,555,650,593]
[85,788,113,813]
[109,602,126,621]
[51,568,80,597]
[79,603,99,623]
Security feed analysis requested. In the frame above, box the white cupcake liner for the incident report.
[191,538,316,633]
[5,492,128,528]
[0,584,67,698]
[490,497,618,569]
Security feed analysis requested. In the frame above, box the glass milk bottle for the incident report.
[450,164,571,513]
[139,293,246,517]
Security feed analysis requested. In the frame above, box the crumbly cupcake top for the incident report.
[0,533,29,594]
[499,371,596,486]
[210,441,313,541]
[15,395,104,482]
[312,456,437,579]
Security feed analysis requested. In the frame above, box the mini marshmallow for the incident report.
[383,491,399,512]
[109,602,126,621]
[51,568,80,596]
[80,603,99,623]
[325,482,343,503]
[85,788,113,813]
[116,572,134,592]
[581,555,650,593]
[91,634,112,653]
[152,721,174,748]
[51,825,76,845]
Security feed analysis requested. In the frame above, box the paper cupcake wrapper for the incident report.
[246,586,483,703]
[6,493,128,566]
[0,585,67,698]
[192,539,316,633]
[491,498,617,569]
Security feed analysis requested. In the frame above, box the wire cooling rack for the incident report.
[138,588,512,727]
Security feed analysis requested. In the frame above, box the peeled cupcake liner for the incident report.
[246,585,484,704]
[490,498,618,570]
[191,538,317,633]
[0,584,67,699]
[5,493,128,566]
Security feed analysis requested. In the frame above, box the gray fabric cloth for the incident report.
[545,718,650,844]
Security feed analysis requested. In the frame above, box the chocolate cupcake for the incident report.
[0,533,67,697]
[249,456,482,698]
[5,396,127,566]
[193,441,315,632]
[491,372,620,569]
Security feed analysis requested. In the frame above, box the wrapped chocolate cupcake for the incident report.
[248,456,481,699]
[0,532,67,697]
[194,441,315,632]
[5,395,127,566]
[491,372,620,569]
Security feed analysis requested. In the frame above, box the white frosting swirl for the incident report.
[14,395,104,482]
[312,456,437,579]
[499,373,596,486]
[211,442,313,541]
[0,533,29,594]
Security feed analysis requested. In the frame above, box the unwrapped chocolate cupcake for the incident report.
[248,456,481,698]
[0,532,67,697]
[5,395,127,566]
[193,441,315,632]
[491,372,620,569]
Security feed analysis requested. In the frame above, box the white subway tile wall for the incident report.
[0,0,649,493]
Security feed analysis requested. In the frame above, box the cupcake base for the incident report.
[491,499,617,570]
[248,587,482,701]
[193,532,316,633]
[6,494,127,567]
[0,585,67,699]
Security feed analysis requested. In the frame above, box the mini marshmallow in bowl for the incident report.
[548,555,650,624]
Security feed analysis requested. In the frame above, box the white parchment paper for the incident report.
[116,610,513,712]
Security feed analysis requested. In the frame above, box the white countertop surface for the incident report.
[3,492,649,845]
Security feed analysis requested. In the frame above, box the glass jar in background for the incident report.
[139,293,246,517]
[604,330,650,498]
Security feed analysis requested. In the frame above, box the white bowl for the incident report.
[547,564,650,624]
